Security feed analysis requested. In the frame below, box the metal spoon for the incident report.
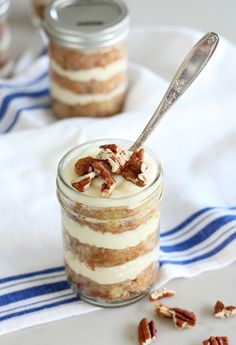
[130,32,219,151]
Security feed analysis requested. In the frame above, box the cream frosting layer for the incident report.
[64,249,157,284]
[51,58,127,82]
[63,213,159,249]
[51,81,126,105]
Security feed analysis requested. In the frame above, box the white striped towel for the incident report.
[0,26,236,335]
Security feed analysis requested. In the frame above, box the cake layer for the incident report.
[64,207,158,234]
[51,71,126,94]
[51,58,127,82]
[52,93,125,118]
[64,248,157,284]
[49,42,126,70]
[65,262,156,300]
[51,81,127,105]
[64,231,157,269]
[63,212,159,249]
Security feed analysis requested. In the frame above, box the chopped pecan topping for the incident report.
[74,156,95,176]
[138,318,157,345]
[98,144,127,174]
[214,301,236,318]
[155,303,197,329]
[149,288,175,301]
[122,148,147,187]
[91,161,116,197]
[203,336,229,345]
[72,172,97,192]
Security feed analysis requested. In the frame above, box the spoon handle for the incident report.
[130,32,219,151]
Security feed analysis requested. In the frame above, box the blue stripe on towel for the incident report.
[0,71,48,90]
[159,231,236,266]
[0,89,49,120]
[0,281,70,307]
[160,214,236,252]
[0,267,64,285]
[0,297,79,322]
[3,102,51,133]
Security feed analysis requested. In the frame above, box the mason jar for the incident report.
[56,139,163,307]
[44,0,129,118]
[0,0,12,77]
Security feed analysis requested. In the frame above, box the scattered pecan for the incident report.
[74,156,95,176]
[91,161,116,197]
[72,172,97,192]
[100,144,120,153]
[149,288,175,301]
[202,336,229,345]
[138,318,157,345]
[214,301,236,318]
[155,303,197,329]
[122,148,147,187]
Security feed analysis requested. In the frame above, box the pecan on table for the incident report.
[202,336,229,345]
[149,288,175,301]
[155,303,197,329]
[138,318,157,345]
[214,300,236,318]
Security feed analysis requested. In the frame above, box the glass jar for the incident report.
[56,139,163,307]
[0,0,12,78]
[44,0,129,118]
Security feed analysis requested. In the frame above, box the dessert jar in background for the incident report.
[44,0,129,118]
[57,139,163,307]
[0,0,12,77]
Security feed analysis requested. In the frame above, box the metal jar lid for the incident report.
[44,0,130,50]
[0,0,10,18]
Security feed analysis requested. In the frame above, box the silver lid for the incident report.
[44,0,130,49]
[0,0,10,18]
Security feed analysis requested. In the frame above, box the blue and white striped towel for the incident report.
[0,27,236,335]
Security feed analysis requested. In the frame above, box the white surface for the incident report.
[2,0,236,344]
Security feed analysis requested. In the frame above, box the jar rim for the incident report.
[44,0,130,50]
[57,138,163,207]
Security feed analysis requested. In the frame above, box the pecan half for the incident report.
[155,303,197,329]
[214,301,236,318]
[72,172,97,192]
[149,288,175,301]
[203,336,229,345]
[74,156,95,176]
[122,148,147,187]
[138,318,157,345]
[91,161,116,197]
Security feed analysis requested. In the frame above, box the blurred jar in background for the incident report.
[0,0,12,77]
[32,0,53,22]
[44,0,130,118]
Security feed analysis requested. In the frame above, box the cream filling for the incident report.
[63,214,159,250]
[0,29,11,53]
[51,58,127,82]
[51,81,127,105]
[64,249,157,284]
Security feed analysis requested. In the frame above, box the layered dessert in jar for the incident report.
[44,0,129,118]
[0,0,12,78]
[57,139,163,306]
